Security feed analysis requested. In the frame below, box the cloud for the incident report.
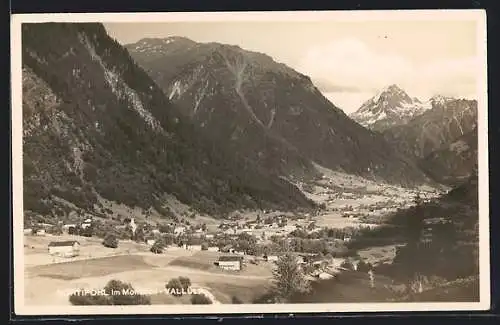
[313,78,365,93]
[298,38,413,93]
[323,91,374,114]
[411,57,479,98]
[296,38,479,110]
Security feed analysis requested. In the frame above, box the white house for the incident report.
[36,229,46,236]
[207,246,219,252]
[81,218,93,230]
[263,255,279,262]
[62,224,77,233]
[146,239,156,246]
[23,228,32,235]
[215,255,243,271]
[205,234,214,239]
[174,226,186,235]
[48,240,80,257]
[188,245,202,251]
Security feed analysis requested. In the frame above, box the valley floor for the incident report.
[23,166,475,306]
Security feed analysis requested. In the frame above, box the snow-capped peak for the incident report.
[350,85,431,131]
[430,94,455,106]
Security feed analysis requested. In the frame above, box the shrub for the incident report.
[102,234,118,248]
[231,295,243,304]
[191,294,212,304]
[178,276,191,291]
[165,278,183,296]
[150,240,164,254]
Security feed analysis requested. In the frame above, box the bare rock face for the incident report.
[350,85,432,132]
[382,97,477,160]
[22,23,316,220]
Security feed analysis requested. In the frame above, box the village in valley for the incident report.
[23,169,443,305]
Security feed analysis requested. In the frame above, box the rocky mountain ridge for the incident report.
[22,23,316,222]
[126,37,429,186]
[350,85,432,132]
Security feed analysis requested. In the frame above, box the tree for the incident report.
[178,276,191,291]
[133,227,145,242]
[406,195,425,248]
[150,239,164,254]
[165,278,183,296]
[158,224,172,234]
[123,224,134,240]
[272,253,311,302]
[69,280,151,305]
[191,294,212,304]
[102,234,118,248]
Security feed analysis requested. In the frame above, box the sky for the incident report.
[105,19,480,114]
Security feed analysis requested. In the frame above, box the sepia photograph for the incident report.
[11,10,489,315]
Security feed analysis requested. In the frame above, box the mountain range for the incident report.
[349,84,478,185]
[382,96,477,160]
[21,24,479,222]
[21,23,316,220]
[125,37,427,186]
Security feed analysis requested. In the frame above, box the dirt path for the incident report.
[194,287,221,304]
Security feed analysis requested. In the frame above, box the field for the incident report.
[23,166,466,306]
[23,235,273,306]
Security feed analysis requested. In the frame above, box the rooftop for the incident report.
[48,240,79,247]
[218,255,243,262]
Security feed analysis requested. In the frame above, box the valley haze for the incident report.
[11,10,489,316]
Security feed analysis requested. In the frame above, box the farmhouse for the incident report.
[174,226,186,235]
[215,255,243,271]
[188,244,202,251]
[48,240,80,257]
[263,255,279,262]
[146,239,156,246]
